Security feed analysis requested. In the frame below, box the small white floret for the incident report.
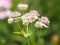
[8,18,14,24]
[18,4,28,10]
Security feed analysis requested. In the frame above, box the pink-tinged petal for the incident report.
[5,10,12,17]
[0,0,12,9]
[0,12,6,20]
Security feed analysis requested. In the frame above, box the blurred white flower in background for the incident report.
[0,10,12,20]
[0,12,6,20]
[0,0,12,20]
[0,0,12,9]
[18,4,28,10]
[5,10,12,17]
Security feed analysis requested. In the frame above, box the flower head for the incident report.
[21,13,30,25]
[40,16,50,25]
[30,10,39,16]
[10,11,21,20]
[29,10,39,21]
[21,10,39,25]
[35,21,48,28]
[8,11,21,23]
[18,4,28,10]
[8,18,14,24]
[35,16,50,28]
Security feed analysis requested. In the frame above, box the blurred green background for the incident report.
[0,0,60,45]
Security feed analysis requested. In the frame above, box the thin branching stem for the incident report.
[27,24,28,34]
[17,22,21,31]
[38,29,42,45]
[26,24,30,45]
[27,37,30,45]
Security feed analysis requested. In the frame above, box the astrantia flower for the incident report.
[21,10,39,25]
[29,10,39,21]
[18,4,28,10]
[22,19,29,25]
[8,11,21,23]
[8,18,14,24]
[35,21,48,28]
[21,13,30,25]
[40,16,50,25]
[10,11,21,20]
[35,16,50,28]
[30,10,39,16]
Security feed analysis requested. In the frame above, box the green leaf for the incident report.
[13,32,22,34]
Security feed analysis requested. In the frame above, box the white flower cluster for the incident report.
[18,4,28,11]
[21,10,39,25]
[8,3,50,28]
[8,3,28,24]
[35,16,50,28]
[10,11,21,19]
[8,11,21,24]
[8,18,14,24]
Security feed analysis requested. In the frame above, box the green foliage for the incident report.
[0,0,60,45]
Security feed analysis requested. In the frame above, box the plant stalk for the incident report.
[26,24,30,45]
[17,22,21,31]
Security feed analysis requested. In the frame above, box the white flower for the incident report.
[10,11,21,20]
[18,4,28,10]
[35,21,48,28]
[29,11,39,21]
[21,13,30,25]
[21,11,39,25]
[23,20,29,25]
[40,16,50,25]
[8,18,14,24]
[35,16,50,28]
[30,10,40,16]
[8,11,21,23]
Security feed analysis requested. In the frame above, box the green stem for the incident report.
[26,25,30,45]
[27,38,30,45]
[38,29,41,45]
[22,11,25,15]
[17,22,21,31]
[38,29,44,45]
[38,33,40,45]
[27,25,28,34]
